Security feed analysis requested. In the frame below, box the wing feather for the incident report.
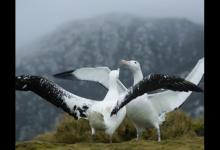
[16,75,98,120]
[148,57,204,118]
[53,67,127,93]
[111,72,203,116]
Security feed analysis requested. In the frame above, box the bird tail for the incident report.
[148,58,204,123]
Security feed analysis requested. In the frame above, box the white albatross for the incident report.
[111,58,204,142]
[53,58,204,142]
[15,69,126,143]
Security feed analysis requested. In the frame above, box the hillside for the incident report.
[16,14,204,141]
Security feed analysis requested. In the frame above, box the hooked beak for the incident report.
[119,59,130,67]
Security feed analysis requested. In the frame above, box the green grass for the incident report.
[16,136,204,150]
[16,110,204,150]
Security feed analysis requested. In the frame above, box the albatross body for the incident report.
[53,58,204,142]
[16,69,126,143]
[113,58,204,141]
[87,69,126,142]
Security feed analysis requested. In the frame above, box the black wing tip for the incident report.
[182,80,204,92]
[142,74,204,93]
[195,87,203,92]
[53,69,75,78]
[110,108,119,117]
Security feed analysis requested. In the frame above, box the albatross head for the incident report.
[120,60,141,73]
[120,59,143,84]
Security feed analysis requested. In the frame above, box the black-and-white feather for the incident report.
[53,69,77,80]
[16,75,96,120]
[53,67,127,94]
[16,69,127,143]
[110,74,203,116]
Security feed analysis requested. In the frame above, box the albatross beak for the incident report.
[119,59,130,66]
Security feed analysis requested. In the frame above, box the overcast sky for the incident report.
[16,0,204,49]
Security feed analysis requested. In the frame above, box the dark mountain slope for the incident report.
[16,14,204,141]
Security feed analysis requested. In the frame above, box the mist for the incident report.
[16,1,204,141]
[16,0,204,50]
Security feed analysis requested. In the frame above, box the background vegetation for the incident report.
[16,110,204,150]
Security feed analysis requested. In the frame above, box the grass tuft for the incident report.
[34,110,203,143]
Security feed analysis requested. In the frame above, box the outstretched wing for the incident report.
[53,67,127,93]
[16,75,98,120]
[111,74,203,116]
[147,57,204,120]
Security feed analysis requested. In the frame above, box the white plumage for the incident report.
[87,69,126,143]
[115,58,204,141]
[54,58,204,142]
[16,69,126,143]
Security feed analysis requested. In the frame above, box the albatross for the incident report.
[16,69,126,143]
[111,58,204,142]
[53,58,204,142]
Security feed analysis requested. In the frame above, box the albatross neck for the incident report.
[103,77,119,102]
[133,69,144,85]
[109,77,118,89]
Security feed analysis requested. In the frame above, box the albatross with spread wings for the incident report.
[53,58,204,142]
[16,69,126,143]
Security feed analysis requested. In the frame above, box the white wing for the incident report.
[148,57,204,117]
[74,67,111,89]
[110,58,204,117]
[54,67,127,94]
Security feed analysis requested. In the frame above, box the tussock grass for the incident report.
[34,110,204,143]
[192,117,204,136]
[145,110,196,140]
[16,136,204,150]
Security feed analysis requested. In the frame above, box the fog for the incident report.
[16,0,204,141]
[16,0,204,49]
